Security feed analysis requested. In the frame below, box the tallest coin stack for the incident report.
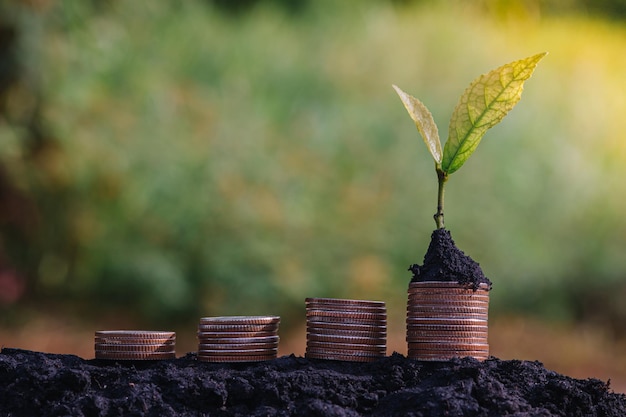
[406,281,490,361]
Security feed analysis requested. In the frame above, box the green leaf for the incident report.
[393,84,442,164]
[442,52,547,175]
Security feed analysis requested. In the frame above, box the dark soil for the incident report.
[1,348,625,416]
[409,229,492,289]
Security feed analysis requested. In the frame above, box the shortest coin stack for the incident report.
[197,316,280,363]
[305,297,387,362]
[95,330,176,360]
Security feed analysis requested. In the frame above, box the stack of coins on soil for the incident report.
[407,281,490,361]
[197,316,280,363]
[94,330,176,360]
[305,297,387,362]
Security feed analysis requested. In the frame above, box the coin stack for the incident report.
[94,330,176,360]
[407,281,490,361]
[305,297,387,362]
[197,316,280,363]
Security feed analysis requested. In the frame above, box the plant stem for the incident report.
[434,167,447,229]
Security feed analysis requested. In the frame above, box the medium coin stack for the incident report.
[197,316,280,363]
[94,330,176,360]
[407,281,490,361]
[305,297,387,362]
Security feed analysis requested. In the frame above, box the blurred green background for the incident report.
[0,0,625,356]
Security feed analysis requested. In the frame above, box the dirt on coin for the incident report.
[1,347,625,416]
[409,229,492,289]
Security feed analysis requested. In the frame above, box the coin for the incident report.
[198,342,278,351]
[407,336,487,344]
[95,330,176,339]
[199,316,280,325]
[307,333,387,345]
[306,340,385,352]
[306,310,387,321]
[94,337,176,346]
[409,281,490,290]
[95,351,176,360]
[306,303,387,314]
[195,331,277,339]
[95,343,176,352]
[305,297,387,362]
[306,322,387,332]
[408,290,486,296]
[305,298,385,308]
[197,354,277,363]
[407,317,487,324]
[305,347,384,359]
[94,330,176,360]
[196,316,280,363]
[407,329,487,338]
[198,347,278,355]
[197,323,279,333]
[408,342,489,351]
[197,335,278,343]
[307,316,387,326]
[407,305,488,313]
[408,351,489,361]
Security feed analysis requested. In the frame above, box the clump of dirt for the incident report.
[1,348,625,416]
[409,228,492,289]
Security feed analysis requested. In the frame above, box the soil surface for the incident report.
[409,229,492,289]
[1,348,625,416]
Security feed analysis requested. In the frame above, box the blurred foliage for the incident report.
[0,0,625,335]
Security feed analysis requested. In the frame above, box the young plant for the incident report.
[393,52,546,229]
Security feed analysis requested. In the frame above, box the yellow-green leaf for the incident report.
[393,84,442,164]
[442,52,547,175]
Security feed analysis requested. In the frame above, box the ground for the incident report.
[1,348,625,416]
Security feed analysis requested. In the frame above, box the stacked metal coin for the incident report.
[305,297,387,362]
[407,281,490,361]
[94,330,176,360]
[197,316,280,363]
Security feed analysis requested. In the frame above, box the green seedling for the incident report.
[394,52,546,229]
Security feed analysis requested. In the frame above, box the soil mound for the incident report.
[409,229,492,289]
[1,348,624,416]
